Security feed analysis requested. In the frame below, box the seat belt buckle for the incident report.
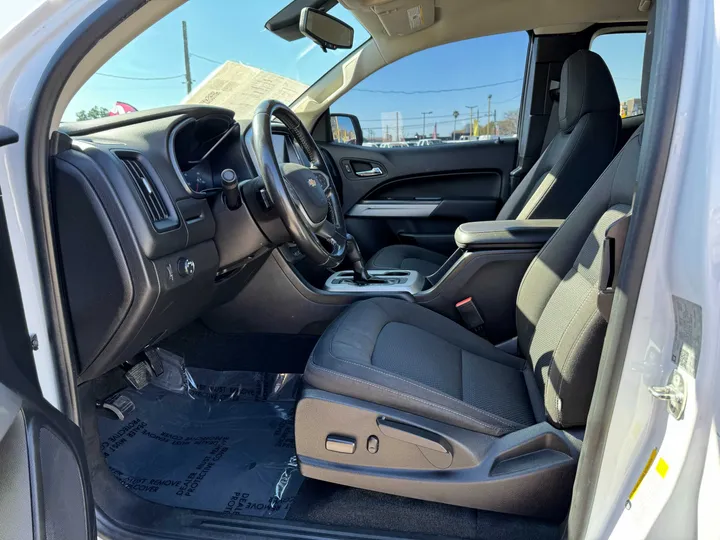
[456,297,486,336]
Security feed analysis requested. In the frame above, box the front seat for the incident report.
[367,49,620,276]
[295,8,655,514]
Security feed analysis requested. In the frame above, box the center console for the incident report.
[203,219,564,343]
[324,269,424,294]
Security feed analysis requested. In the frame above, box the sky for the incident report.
[64,0,370,121]
[42,0,644,135]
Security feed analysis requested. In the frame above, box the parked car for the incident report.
[379,141,409,148]
[417,138,444,146]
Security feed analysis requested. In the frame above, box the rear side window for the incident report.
[591,32,646,118]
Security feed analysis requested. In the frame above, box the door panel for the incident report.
[0,127,96,539]
[321,139,517,256]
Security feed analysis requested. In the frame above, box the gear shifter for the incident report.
[345,233,373,283]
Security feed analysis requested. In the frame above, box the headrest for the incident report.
[641,2,656,111]
[559,50,619,132]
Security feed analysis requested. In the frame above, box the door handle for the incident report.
[355,166,383,177]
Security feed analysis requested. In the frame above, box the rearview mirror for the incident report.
[299,7,354,52]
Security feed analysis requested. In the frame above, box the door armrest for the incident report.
[455,220,564,251]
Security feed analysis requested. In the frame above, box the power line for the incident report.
[190,52,224,65]
[493,93,521,105]
[353,78,522,95]
[95,72,185,81]
[360,108,510,130]
[356,101,520,124]
[360,114,490,132]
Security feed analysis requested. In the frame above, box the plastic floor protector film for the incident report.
[98,357,304,518]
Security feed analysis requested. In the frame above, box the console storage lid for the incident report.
[455,220,564,251]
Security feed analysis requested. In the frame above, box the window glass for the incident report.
[332,32,529,147]
[591,32,646,117]
[63,1,370,122]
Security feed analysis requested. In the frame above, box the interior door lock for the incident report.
[648,369,687,420]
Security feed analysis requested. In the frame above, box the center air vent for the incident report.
[120,157,172,228]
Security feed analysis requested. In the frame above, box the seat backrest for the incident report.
[498,50,620,221]
[514,8,655,429]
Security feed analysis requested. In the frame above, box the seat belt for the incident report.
[597,212,632,321]
[541,80,561,153]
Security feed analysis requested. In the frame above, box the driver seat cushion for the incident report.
[366,244,447,276]
[304,297,542,437]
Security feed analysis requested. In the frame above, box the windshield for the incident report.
[63,1,369,122]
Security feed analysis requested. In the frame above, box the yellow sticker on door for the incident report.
[656,457,669,478]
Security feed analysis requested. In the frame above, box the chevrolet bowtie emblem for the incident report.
[308,178,317,188]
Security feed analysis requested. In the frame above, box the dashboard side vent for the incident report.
[120,157,170,224]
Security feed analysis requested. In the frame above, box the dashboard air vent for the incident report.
[120,157,170,224]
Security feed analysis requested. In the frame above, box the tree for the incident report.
[496,109,519,137]
[76,106,110,121]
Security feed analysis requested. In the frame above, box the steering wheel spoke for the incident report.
[252,100,347,267]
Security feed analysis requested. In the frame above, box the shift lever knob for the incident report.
[345,233,372,283]
[221,168,240,210]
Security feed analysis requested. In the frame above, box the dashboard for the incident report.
[159,113,308,199]
[53,105,310,383]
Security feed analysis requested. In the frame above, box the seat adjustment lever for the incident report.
[377,417,451,454]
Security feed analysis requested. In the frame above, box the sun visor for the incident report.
[367,0,436,37]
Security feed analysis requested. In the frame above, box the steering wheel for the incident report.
[252,100,347,268]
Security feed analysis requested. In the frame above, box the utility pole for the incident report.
[182,21,192,94]
[421,111,432,139]
[396,111,400,142]
[493,109,497,136]
[452,110,459,140]
[486,94,492,135]
[465,105,478,136]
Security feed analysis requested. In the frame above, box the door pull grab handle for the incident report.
[355,167,383,177]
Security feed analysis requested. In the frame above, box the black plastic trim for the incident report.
[2,172,95,537]
[27,0,148,421]
[0,125,19,147]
